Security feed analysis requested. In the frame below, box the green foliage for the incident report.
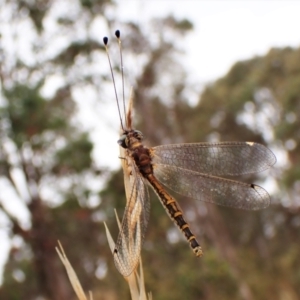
[53,133,93,174]
[0,0,113,299]
[3,83,70,147]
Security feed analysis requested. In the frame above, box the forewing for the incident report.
[151,142,276,176]
[120,147,133,205]
[153,164,270,210]
[114,151,150,277]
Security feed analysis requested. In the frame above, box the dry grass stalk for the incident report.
[56,241,93,300]
[56,212,151,300]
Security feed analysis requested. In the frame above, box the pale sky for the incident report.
[114,1,300,82]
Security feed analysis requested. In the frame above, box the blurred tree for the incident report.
[0,0,113,299]
[191,47,300,300]
[1,0,300,299]
[107,44,300,300]
[0,1,199,299]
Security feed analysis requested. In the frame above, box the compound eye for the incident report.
[134,130,143,141]
[117,134,128,148]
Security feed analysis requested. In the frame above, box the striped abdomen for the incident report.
[146,173,203,257]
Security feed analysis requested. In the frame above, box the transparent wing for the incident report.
[153,164,270,210]
[151,142,276,176]
[114,149,150,277]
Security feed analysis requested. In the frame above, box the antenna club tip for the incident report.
[115,30,120,38]
[103,37,108,45]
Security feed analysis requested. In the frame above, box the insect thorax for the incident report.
[118,129,153,176]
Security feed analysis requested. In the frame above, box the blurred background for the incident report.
[0,0,300,299]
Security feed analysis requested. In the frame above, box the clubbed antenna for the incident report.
[115,30,127,127]
[103,35,124,130]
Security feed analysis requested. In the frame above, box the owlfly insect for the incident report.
[103,30,276,277]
